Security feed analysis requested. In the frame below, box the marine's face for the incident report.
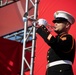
[53,22,67,33]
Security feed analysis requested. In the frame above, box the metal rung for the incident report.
[24,58,31,69]
[24,46,32,51]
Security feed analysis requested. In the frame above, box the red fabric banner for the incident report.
[33,0,76,75]
[0,37,22,75]
[0,37,32,75]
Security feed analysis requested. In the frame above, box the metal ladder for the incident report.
[21,0,39,75]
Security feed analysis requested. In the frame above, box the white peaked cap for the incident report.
[54,11,75,25]
[37,18,48,26]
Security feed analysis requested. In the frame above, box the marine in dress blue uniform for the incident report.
[37,11,75,75]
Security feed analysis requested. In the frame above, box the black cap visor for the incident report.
[52,17,68,23]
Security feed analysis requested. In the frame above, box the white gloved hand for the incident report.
[37,18,48,26]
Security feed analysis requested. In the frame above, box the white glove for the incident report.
[37,19,48,26]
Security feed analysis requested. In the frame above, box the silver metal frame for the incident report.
[21,0,38,75]
[3,29,24,42]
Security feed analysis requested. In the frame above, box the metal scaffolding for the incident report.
[21,0,39,75]
[0,0,39,75]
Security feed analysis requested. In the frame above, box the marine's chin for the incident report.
[54,29,60,34]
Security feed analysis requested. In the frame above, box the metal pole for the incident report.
[21,0,29,75]
[30,0,38,75]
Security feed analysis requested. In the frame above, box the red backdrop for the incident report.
[34,0,76,75]
[0,0,76,75]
